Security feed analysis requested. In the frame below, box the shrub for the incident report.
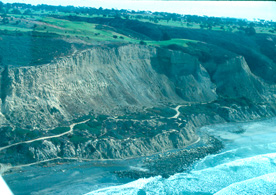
[51,127,70,134]
[139,40,147,45]
[69,135,89,145]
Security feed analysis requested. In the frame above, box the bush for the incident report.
[139,40,147,45]
[50,137,62,145]
[51,126,70,134]
[70,135,89,145]
[162,32,171,41]
[74,123,89,130]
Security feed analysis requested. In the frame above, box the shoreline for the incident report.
[2,135,202,176]
[3,116,276,194]
[2,115,275,178]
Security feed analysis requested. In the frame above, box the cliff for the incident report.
[0,44,276,166]
[1,45,180,129]
[2,44,272,130]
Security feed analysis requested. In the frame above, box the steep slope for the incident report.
[0,45,181,129]
[204,56,266,102]
[0,44,236,130]
[0,43,275,129]
[151,48,217,102]
[0,43,275,168]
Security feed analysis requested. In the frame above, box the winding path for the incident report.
[169,105,184,119]
[169,104,201,147]
[0,119,90,152]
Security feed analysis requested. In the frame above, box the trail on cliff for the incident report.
[0,119,90,152]
[169,105,184,119]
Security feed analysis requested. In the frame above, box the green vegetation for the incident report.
[12,127,43,140]
[0,1,275,84]
[180,103,217,116]
[72,114,107,136]
[147,107,176,117]
[75,122,102,136]
[166,42,237,64]
[0,30,88,66]
[69,135,89,145]
[117,112,150,120]
[50,126,70,134]
[0,2,275,38]
[179,97,258,123]
[146,39,197,48]
[50,137,62,145]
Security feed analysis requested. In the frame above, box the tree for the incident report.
[139,40,147,45]
[153,18,159,23]
[162,32,171,41]
[23,9,32,15]
[2,17,9,24]
[11,9,21,14]
[245,26,256,36]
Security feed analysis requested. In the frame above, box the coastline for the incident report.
[3,116,276,194]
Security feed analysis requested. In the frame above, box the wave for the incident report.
[214,172,276,195]
[85,176,161,195]
[193,142,276,170]
[86,153,276,194]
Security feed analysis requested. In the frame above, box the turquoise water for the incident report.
[87,118,276,195]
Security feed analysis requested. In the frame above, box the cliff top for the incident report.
[0,2,275,69]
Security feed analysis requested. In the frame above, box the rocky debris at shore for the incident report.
[114,135,223,179]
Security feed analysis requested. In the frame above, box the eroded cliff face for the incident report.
[0,44,227,129]
[0,44,276,166]
[151,48,217,103]
[0,45,181,129]
[204,56,267,102]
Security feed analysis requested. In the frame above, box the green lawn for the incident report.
[37,17,138,42]
[6,14,139,42]
[0,25,32,32]
[146,38,198,47]
[3,10,275,46]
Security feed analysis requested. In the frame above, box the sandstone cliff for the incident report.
[0,44,276,166]
[1,44,272,130]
